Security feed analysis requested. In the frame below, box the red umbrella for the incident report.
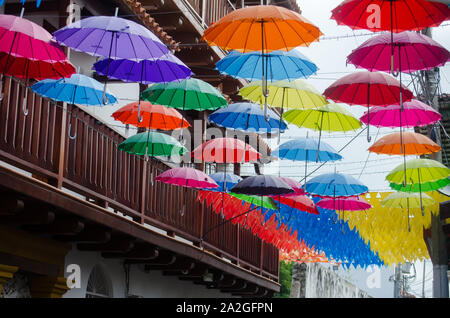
[331,0,450,33]
[191,137,260,163]
[272,194,319,215]
[323,71,414,141]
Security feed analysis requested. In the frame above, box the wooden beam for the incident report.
[24,217,84,235]
[54,225,111,243]
[220,279,247,293]
[231,284,260,296]
[102,243,159,260]
[0,194,24,215]
[77,236,135,253]
[145,257,195,272]
[0,208,55,225]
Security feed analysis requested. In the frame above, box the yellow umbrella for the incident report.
[239,79,327,110]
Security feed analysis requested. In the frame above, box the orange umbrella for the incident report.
[111,101,190,130]
[369,131,441,156]
[202,5,322,53]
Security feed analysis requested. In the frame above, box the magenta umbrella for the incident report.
[323,71,414,142]
[360,100,442,128]
[155,167,218,189]
[347,31,450,74]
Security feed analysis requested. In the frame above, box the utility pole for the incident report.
[419,28,449,299]
[393,263,403,298]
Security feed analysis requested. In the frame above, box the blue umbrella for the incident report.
[208,172,242,192]
[272,137,342,162]
[208,102,287,134]
[31,73,117,106]
[215,48,318,82]
[304,172,368,198]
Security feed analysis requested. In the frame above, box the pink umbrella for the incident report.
[278,177,305,196]
[155,167,218,189]
[360,100,442,128]
[316,196,371,212]
[347,31,450,74]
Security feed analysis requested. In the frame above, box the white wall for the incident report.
[63,246,236,298]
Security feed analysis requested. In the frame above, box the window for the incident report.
[85,265,112,298]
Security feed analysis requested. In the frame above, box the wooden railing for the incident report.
[0,76,279,282]
[185,0,235,27]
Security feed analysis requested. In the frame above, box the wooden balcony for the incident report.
[0,76,279,293]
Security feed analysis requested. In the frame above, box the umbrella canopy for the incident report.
[92,55,192,84]
[0,52,75,80]
[304,172,369,198]
[118,131,187,157]
[359,100,442,128]
[273,137,342,162]
[53,16,169,60]
[283,103,361,132]
[208,102,287,134]
[239,79,328,110]
[317,196,372,212]
[202,5,322,53]
[381,192,435,210]
[111,102,190,130]
[192,138,261,163]
[216,49,318,82]
[0,14,68,62]
[272,195,319,215]
[331,0,450,33]
[31,73,117,106]
[155,167,218,189]
[347,31,450,73]
[323,71,414,107]
[230,175,295,196]
[208,172,243,192]
[369,131,441,156]
[141,78,228,111]
[387,158,450,193]
[228,192,278,210]
[278,177,305,196]
[0,1,42,7]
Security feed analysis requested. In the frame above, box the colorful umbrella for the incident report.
[369,131,441,156]
[216,49,318,82]
[228,192,278,211]
[155,167,218,189]
[273,137,342,162]
[239,79,328,110]
[208,102,287,134]
[31,73,117,106]
[347,31,450,74]
[317,196,372,212]
[141,78,227,111]
[208,172,242,192]
[202,5,322,53]
[323,71,414,141]
[331,0,450,33]
[304,172,369,198]
[118,131,187,157]
[111,101,190,130]
[277,177,305,196]
[230,175,294,196]
[93,54,192,85]
[331,0,450,75]
[359,100,442,128]
[272,195,319,215]
[387,158,450,193]
[283,103,361,162]
[380,191,435,231]
[54,13,170,104]
[191,137,260,163]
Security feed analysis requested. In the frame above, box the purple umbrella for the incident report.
[54,12,170,104]
[347,31,450,74]
[93,54,192,84]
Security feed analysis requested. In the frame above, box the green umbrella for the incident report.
[141,78,228,111]
[386,158,450,216]
[118,131,187,157]
[229,193,277,210]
